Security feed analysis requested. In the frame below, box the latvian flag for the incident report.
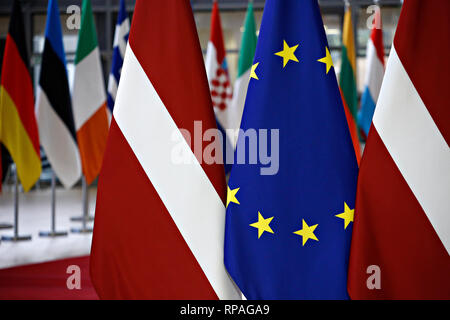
[36,0,81,189]
[348,0,450,299]
[107,0,130,114]
[357,8,384,139]
[0,0,41,192]
[72,0,109,185]
[90,0,241,300]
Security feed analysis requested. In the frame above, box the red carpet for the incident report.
[0,256,98,300]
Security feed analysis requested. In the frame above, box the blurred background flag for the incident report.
[357,7,384,139]
[205,0,233,126]
[107,0,130,115]
[72,0,109,185]
[0,0,41,192]
[90,0,240,299]
[228,1,257,146]
[348,0,450,299]
[339,3,361,164]
[224,0,358,299]
[35,0,81,189]
[205,0,233,174]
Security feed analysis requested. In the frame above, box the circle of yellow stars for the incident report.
[248,40,334,82]
[227,185,353,247]
[228,38,344,246]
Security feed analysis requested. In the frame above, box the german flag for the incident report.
[0,0,41,192]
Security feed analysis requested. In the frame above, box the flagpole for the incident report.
[0,223,12,230]
[0,165,14,230]
[1,165,31,242]
[39,171,68,237]
[70,175,94,222]
[71,175,92,234]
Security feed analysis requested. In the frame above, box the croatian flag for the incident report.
[205,0,233,172]
[107,0,130,114]
[357,8,384,138]
[205,1,233,133]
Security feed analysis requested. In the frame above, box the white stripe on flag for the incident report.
[229,68,251,145]
[113,46,241,300]
[72,47,106,130]
[373,46,450,255]
[107,73,118,101]
[364,39,384,102]
[205,41,219,84]
[113,19,129,58]
[36,87,82,188]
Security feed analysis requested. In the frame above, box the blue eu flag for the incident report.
[224,0,359,299]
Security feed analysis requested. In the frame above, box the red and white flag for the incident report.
[90,0,240,300]
[348,0,450,299]
[205,0,233,131]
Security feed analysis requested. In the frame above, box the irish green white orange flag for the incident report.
[72,0,109,184]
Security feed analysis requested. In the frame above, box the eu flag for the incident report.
[224,0,359,299]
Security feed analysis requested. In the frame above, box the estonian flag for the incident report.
[36,0,82,189]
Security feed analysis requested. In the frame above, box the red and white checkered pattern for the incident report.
[210,67,233,111]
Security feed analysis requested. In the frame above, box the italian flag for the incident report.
[228,1,257,144]
[72,0,109,185]
[339,5,361,164]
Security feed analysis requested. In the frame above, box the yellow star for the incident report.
[335,202,354,229]
[317,47,334,74]
[250,62,259,80]
[250,212,274,239]
[226,186,240,208]
[293,219,319,246]
[275,40,299,68]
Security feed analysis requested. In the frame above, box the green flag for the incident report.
[72,0,109,185]
[229,2,257,145]
[339,6,358,119]
[339,4,361,163]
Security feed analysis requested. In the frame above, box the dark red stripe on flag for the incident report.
[90,119,218,299]
[370,10,384,66]
[1,34,39,156]
[393,0,450,144]
[348,128,450,299]
[209,1,226,64]
[128,0,226,203]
